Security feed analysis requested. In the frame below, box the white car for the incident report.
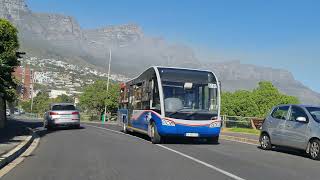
[44,103,80,130]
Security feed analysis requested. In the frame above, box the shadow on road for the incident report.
[36,126,86,138]
[257,146,310,159]
[0,118,40,144]
[2,117,86,140]
[272,146,310,159]
[128,131,220,145]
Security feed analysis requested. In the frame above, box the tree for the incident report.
[79,81,120,117]
[252,81,299,117]
[221,81,300,118]
[0,19,20,102]
[20,93,75,116]
[32,91,51,116]
[54,94,74,103]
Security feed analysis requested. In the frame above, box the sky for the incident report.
[27,0,320,92]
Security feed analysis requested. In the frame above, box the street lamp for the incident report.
[104,48,112,123]
[89,41,112,123]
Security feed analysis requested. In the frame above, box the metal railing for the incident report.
[81,113,118,122]
[221,115,264,130]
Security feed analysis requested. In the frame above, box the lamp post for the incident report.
[104,48,112,123]
[89,41,112,123]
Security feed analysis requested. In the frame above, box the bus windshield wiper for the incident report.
[168,108,190,116]
[186,110,211,118]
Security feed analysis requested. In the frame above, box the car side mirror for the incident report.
[296,117,307,122]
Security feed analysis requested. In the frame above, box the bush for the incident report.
[221,81,300,118]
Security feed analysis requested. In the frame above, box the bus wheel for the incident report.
[207,136,219,144]
[150,122,162,144]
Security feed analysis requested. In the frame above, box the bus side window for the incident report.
[151,78,161,111]
[142,80,151,110]
[133,84,142,110]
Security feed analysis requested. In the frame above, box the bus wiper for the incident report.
[186,110,210,118]
[186,112,198,118]
[168,108,189,116]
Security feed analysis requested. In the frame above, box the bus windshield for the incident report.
[159,68,219,119]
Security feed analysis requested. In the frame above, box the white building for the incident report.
[33,72,53,84]
[49,90,69,99]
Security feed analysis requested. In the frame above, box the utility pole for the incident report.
[89,41,112,123]
[104,48,112,123]
[30,71,34,115]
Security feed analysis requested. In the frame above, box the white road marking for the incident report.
[0,136,40,178]
[157,144,246,180]
[85,124,247,180]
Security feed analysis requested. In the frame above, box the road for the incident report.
[2,122,320,180]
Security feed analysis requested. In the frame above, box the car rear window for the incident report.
[52,105,76,111]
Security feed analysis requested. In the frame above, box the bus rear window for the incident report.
[52,105,76,111]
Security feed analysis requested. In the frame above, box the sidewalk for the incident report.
[0,118,32,156]
[220,131,260,145]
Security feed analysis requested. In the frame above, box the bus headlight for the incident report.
[210,121,221,128]
[162,119,175,126]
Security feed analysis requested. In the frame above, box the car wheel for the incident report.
[309,139,320,160]
[260,133,272,150]
[150,122,162,144]
[207,136,219,144]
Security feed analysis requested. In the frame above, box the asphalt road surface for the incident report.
[2,122,320,180]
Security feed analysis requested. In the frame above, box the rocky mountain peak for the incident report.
[1,0,319,104]
[84,24,144,45]
[0,0,30,20]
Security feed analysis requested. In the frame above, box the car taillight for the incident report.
[50,112,59,115]
[72,112,79,115]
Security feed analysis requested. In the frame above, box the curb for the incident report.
[82,121,118,125]
[220,134,259,145]
[0,127,36,169]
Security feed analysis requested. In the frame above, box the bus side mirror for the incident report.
[184,82,193,90]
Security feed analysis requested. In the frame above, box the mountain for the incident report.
[1,0,319,104]
[205,61,320,104]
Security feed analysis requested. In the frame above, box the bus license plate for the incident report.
[185,133,199,137]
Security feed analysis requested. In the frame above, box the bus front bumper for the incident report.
[158,124,221,138]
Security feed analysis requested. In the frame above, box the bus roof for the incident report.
[125,66,216,84]
[154,66,214,73]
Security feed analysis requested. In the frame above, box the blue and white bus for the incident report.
[118,66,221,144]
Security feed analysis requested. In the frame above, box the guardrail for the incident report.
[221,115,264,130]
[81,113,118,122]
[20,112,263,130]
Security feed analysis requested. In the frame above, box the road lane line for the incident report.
[85,124,124,135]
[157,144,246,180]
[0,135,40,178]
[85,124,247,180]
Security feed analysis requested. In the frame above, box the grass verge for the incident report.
[222,127,260,135]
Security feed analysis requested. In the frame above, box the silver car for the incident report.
[44,103,80,130]
[260,104,320,160]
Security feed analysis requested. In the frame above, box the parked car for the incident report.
[44,103,80,130]
[6,109,10,116]
[260,104,320,160]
